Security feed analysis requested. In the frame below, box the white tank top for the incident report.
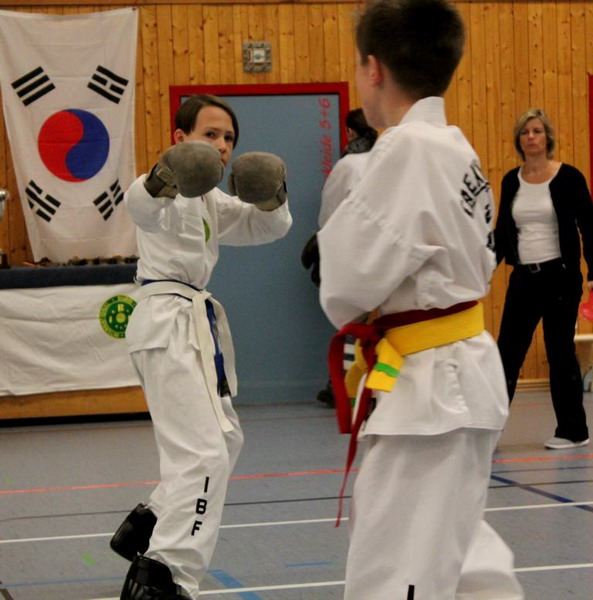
[512,171,561,264]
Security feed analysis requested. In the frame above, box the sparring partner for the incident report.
[318,1,524,598]
[111,94,292,600]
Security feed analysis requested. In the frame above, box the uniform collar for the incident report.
[399,96,447,127]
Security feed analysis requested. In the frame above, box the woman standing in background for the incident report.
[495,108,593,449]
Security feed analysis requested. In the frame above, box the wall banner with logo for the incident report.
[0,8,138,262]
[0,283,139,396]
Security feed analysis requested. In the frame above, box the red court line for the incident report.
[493,453,593,464]
[1,455,591,496]
[0,469,350,496]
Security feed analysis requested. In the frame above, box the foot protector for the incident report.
[111,504,157,561]
[120,556,189,600]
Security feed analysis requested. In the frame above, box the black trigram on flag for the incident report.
[26,180,61,222]
[11,67,55,107]
[88,65,129,104]
[93,180,124,221]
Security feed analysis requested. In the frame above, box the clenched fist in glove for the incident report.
[228,152,287,211]
[144,141,224,199]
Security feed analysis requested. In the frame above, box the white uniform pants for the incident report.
[344,429,524,600]
[131,328,244,599]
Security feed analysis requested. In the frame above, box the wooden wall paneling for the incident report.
[557,2,576,162]
[587,1,593,87]
[527,0,545,108]
[308,4,325,83]
[188,5,206,86]
[140,5,165,164]
[469,3,487,167]
[337,3,357,107]
[512,1,530,124]
[541,1,559,130]
[262,5,280,84]
[219,6,236,84]
[322,4,340,82]
[278,5,296,84]
[571,1,588,177]
[172,5,191,86]
[203,6,220,85]
[247,6,266,83]
[293,5,311,83]
[483,2,504,337]
[498,2,517,176]
[232,6,249,86]
[490,1,516,341]
[156,5,174,150]
[455,3,473,143]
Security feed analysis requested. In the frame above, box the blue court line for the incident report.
[284,561,333,568]
[209,570,263,599]
[490,473,593,513]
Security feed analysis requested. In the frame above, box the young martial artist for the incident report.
[110,94,292,599]
[318,1,524,598]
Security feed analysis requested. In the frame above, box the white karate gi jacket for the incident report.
[318,152,370,228]
[125,177,292,355]
[318,97,509,436]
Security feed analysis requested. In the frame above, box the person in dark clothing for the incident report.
[494,108,593,449]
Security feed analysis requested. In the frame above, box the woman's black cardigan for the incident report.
[494,163,593,281]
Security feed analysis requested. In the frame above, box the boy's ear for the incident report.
[368,55,384,86]
[173,129,186,144]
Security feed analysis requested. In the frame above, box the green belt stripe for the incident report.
[374,362,399,378]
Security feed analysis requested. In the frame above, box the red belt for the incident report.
[328,300,478,524]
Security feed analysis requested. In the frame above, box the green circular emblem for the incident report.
[202,217,211,242]
[99,295,137,339]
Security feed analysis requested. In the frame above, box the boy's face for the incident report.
[176,105,235,166]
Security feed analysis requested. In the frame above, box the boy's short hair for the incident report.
[513,108,555,161]
[356,0,465,99]
[175,94,240,148]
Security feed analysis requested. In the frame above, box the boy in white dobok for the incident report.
[110,94,292,599]
[318,1,524,598]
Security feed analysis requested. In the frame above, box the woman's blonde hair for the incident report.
[513,108,555,160]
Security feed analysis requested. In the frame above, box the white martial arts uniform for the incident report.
[124,177,292,599]
[318,97,523,599]
[318,152,370,228]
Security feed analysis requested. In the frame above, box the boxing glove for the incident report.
[144,141,224,199]
[228,152,287,211]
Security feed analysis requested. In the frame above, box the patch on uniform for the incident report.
[99,295,136,339]
[203,217,211,242]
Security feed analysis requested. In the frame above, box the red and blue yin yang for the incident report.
[37,109,109,182]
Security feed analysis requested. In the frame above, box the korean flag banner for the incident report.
[0,8,138,263]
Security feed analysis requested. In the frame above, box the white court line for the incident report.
[89,564,593,599]
[91,580,346,599]
[1,501,593,545]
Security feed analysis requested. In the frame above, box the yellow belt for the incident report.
[345,302,485,398]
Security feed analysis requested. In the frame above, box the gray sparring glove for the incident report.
[228,152,287,211]
[143,141,224,199]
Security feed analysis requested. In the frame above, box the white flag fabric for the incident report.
[0,283,140,396]
[0,8,138,262]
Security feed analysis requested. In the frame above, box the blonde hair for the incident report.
[513,108,555,161]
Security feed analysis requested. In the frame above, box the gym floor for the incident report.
[1,390,592,600]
